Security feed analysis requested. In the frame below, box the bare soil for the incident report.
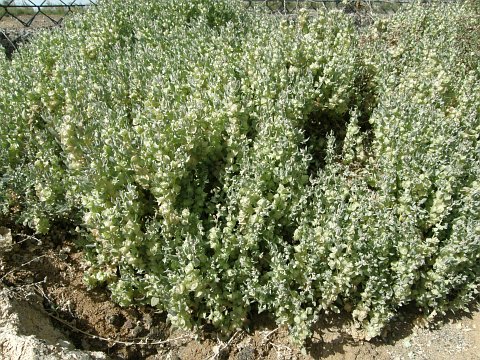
[0,14,65,29]
[0,226,479,360]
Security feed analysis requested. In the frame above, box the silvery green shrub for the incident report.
[0,0,478,345]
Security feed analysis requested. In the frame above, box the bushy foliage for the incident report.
[0,0,478,344]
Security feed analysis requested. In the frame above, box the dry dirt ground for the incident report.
[0,225,479,360]
[0,14,66,29]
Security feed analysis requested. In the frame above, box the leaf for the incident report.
[151,297,160,307]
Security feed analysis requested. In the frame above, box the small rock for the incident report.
[123,319,134,330]
[167,352,181,360]
[62,246,72,254]
[131,324,144,337]
[148,326,163,338]
[0,227,12,248]
[56,339,75,350]
[143,313,153,330]
[237,345,256,360]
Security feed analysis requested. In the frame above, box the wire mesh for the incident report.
[0,0,97,28]
[0,1,97,58]
[0,1,462,28]
[244,0,461,14]
[0,0,463,59]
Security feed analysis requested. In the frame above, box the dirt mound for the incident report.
[0,289,106,359]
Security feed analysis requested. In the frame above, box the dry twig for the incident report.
[205,330,242,360]
[46,310,194,347]
[0,254,49,283]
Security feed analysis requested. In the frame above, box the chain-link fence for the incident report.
[1,1,97,27]
[244,0,460,14]
[1,0,462,27]
[0,0,462,58]
[246,0,384,13]
[1,1,97,58]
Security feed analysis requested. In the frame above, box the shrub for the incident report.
[0,0,478,345]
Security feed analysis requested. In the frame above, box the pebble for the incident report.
[62,246,72,254]
[143,313,153,330]
[236,345,256,360]
[131,324,144,337]
[123,319,134,330]
[56,339,75,350]
[166,352,181,360]
[148,325,164,338]
[0,227,13,248]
